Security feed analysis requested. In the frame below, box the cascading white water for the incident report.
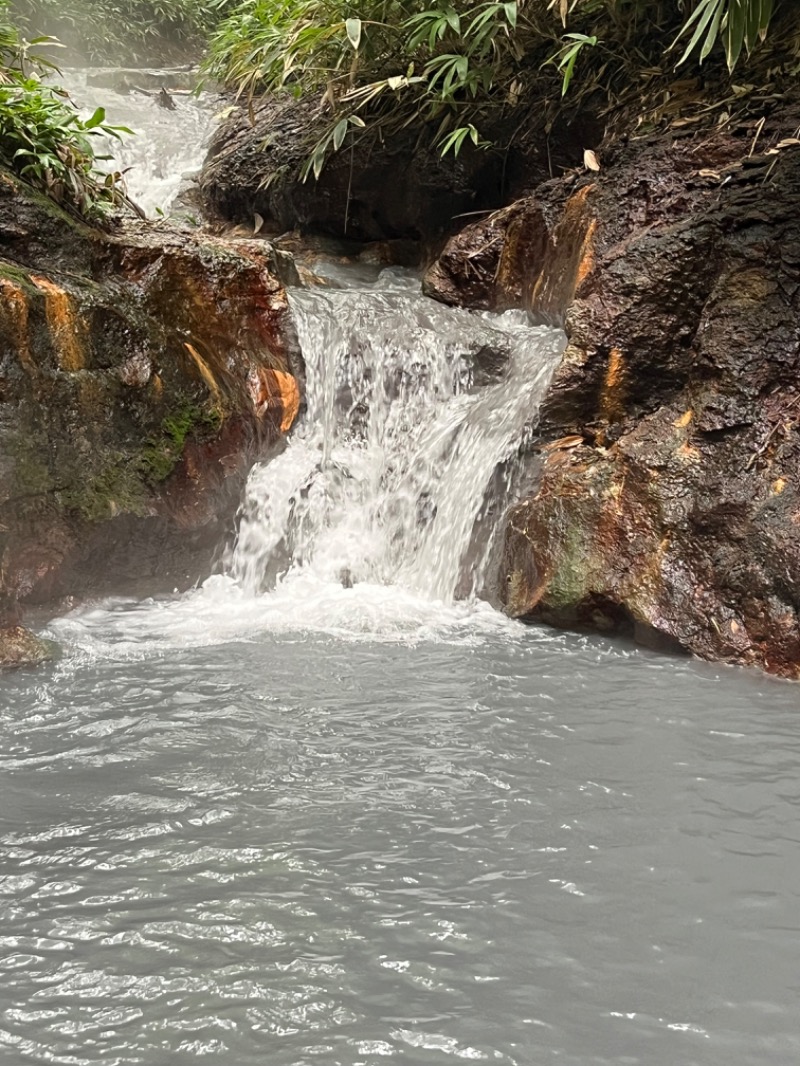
[56,69,220,217]
[231,268,565,610]
[38,77,566,647]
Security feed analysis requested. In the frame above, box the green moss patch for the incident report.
[139,401,224,484]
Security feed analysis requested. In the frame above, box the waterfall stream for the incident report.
[44,70,566,648]
[50,70,566,623]
[232,269,565,608]
[57,68,220,217]
[52,266,565,651]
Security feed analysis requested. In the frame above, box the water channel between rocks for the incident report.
[2,70,800,1066]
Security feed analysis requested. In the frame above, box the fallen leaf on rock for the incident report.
[544,435,585,451]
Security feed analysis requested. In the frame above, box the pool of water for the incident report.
[2,613,799,1065]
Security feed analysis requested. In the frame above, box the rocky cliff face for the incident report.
[0,170,301,665]
[425,110,800,678]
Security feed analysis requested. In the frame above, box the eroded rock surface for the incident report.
[0,169,301,654]
[427,110,800,677]
[199,96,507,243]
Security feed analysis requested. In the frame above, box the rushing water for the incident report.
[3,79,800,1066]
[232,268,565,607]
[57,69,219,217]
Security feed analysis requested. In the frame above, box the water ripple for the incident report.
[2,632,800,1064]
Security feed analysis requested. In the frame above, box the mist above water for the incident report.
[57,67,219,217]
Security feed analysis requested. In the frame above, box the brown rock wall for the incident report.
[0,170,301,663]
[426,111,800,678]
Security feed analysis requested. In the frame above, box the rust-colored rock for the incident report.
[0,169,302,624]
[428,100,800,678]
[248,367,301,433]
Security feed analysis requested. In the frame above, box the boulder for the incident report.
[199,96,507,243]
[0,625,55,669]
[426,104,800,678]
[0,168,301,648]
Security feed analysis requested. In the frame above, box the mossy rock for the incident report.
[0,627,58,669]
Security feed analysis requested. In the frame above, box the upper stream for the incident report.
[57,68,219,217]
[2,73,800,1066]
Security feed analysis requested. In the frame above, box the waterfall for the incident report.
[231,268,565,611]
[40,86,565,648]
[56,68,219,218]
[50,266,565,653]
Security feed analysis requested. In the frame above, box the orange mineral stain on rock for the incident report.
[678,441,702,463]
[32,276,86,372]
[529,184,597,318]
[248,367,300,432]
[600,347,626,422]
[575,218,598,289]
[184,342,222,401]
[0,279,33,370]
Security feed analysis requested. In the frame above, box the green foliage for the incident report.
[0,81,132,217]
[207,0,790,177]
[206,0,525,172]
[140,403,223,483]
[550,31,598,95]
[0,0,131,218]
[11,0,233,63]
[676,0,775,71]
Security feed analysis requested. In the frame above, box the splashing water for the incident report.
[57,68,220,217]
[230,267,565,611]
[47,267,564,654]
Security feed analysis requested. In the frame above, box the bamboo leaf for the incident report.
[723,0,747,71]
[332,116,349,149]
[676,0,724,66]
[84,106,106,129]
[345,17,361,50]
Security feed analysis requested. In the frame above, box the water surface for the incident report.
[2,622,799,1065]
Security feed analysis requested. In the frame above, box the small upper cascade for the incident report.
[56,68,219,217]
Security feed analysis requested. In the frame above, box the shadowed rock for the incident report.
[426,101,800,679]
[0,168,302,642]
[199,96,506,244]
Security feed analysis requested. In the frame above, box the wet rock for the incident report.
[0,168,302,620]
[430,104,800,678]
[85,68,200,93]
[199,96,506,243]
[0,626,55,669]
[157,87,177,111]
[464,343,511,387]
